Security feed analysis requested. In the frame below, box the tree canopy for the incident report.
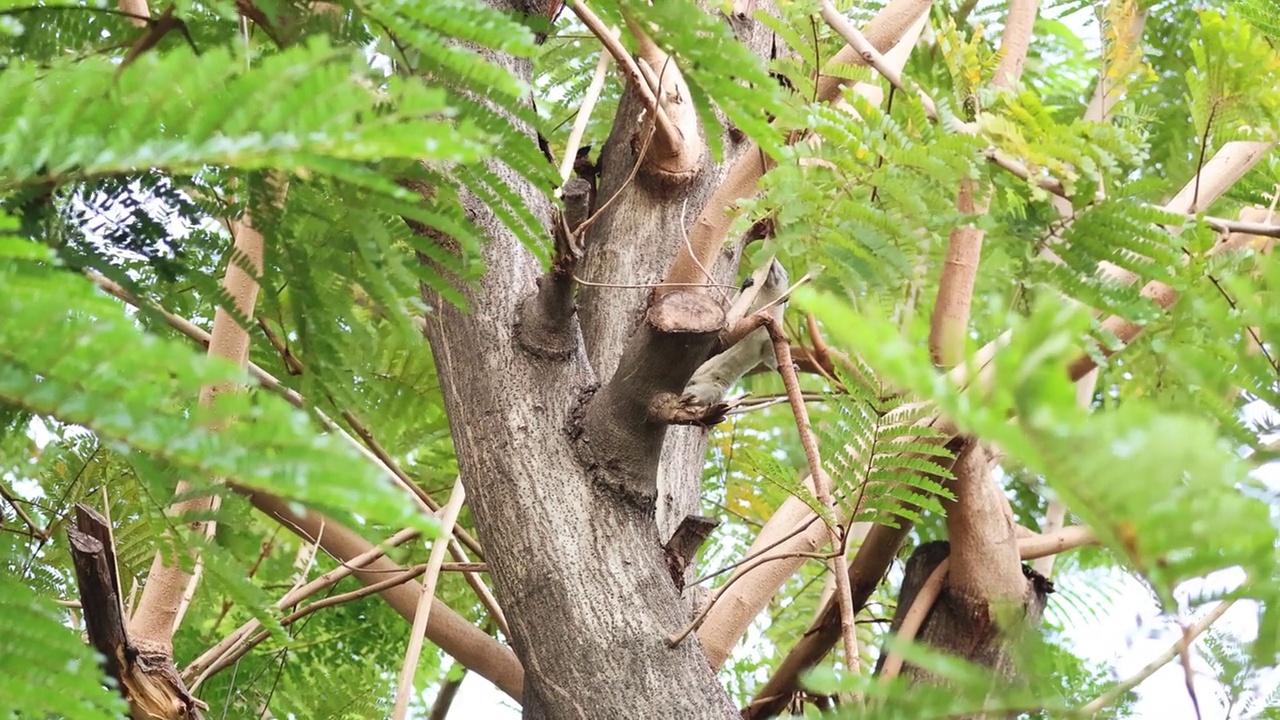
[1,0,1279,718]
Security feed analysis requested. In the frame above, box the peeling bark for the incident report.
[874,541,1050,699]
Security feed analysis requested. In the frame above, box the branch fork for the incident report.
[569,0,702,177]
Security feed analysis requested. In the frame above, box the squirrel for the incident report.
[680,257,790,407]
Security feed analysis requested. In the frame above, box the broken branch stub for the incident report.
[580,291,724,501]
[67,504,207,720]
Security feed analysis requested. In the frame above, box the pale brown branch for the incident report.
[818,1,938,120]
[928,0,1037,367]
[626,17,702,175]
[568,0,689,170]
[394,477,467,720]
[992,0,1037,88]
[85,270,490,566]
[697,479,833,668]
[667,548,834,647]
[877,559,947,681]
[119,0,149,26]
[129,212,266,653]
[1080,599,1235,716]
[1033,501,1071,577]
[928,178,990,366]
[657,0,933,295]
[943,441,1025,602]
[0,482,46,539]
[185,527,422,688]
[558,30,616,187]
[1067,142,1277,377]
[195,564,433,682]
[235,488,523,700]
[743,519,918,719]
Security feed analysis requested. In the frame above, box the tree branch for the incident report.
[129,210,266,659]
[193,565,431,683]
[943,441,1025,603]
[394,477,468,719]
[568,0,699,175]
[233,487,524,701]
[697,476,831,667]
[558,33,615,187]
[185,527,421,687]
[428,668,468,720]
[656,0,933,296]
[583,291,724,501]
[927,0,1037,366]
[1080,598,1235,716]
[818,1,938,120]
[1067,140,1277,379]
[877,524,1095,683]
[761,316,861,679]
[84,269,488,562]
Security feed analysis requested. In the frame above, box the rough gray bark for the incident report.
[577,8,780,547]
[414,3,781,717]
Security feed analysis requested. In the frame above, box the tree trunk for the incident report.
[414,5,784,714]
[876,541,1051,705]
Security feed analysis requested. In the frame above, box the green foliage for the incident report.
[1187,11,1280,145]
[1,0,1278,716]
[0,38,488,190]
[0,569,130,719]
[0,234,440,537]
[817,362,956,528]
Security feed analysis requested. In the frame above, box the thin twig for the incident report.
[762,315,862,683]
[196,564,436,682]
[89,271,510,638]
[1079,599,1235,715]
[568,0,680,151]
[878,559,948,681]
[187,527,423,688]
[668,548,836,646]
[689,513,825,588]
[393,477,467,720]
[558,27,617,188]
[0,482,46,539]
[818,1,939,120]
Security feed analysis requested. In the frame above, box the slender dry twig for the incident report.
[0,482,46,539]
[667,548,836,646]
[688,512,826,588]
[877,559,948,681]
[393,477,468,720]
[186,527,423,688]
[760,315,862,682]
[558,26,617,188]
[568,0,681,152]
[818,1,939,120]
[1079,599,1235,716]
[87,273,511,639]
[196,564,434,682]
[86,271,490,566]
